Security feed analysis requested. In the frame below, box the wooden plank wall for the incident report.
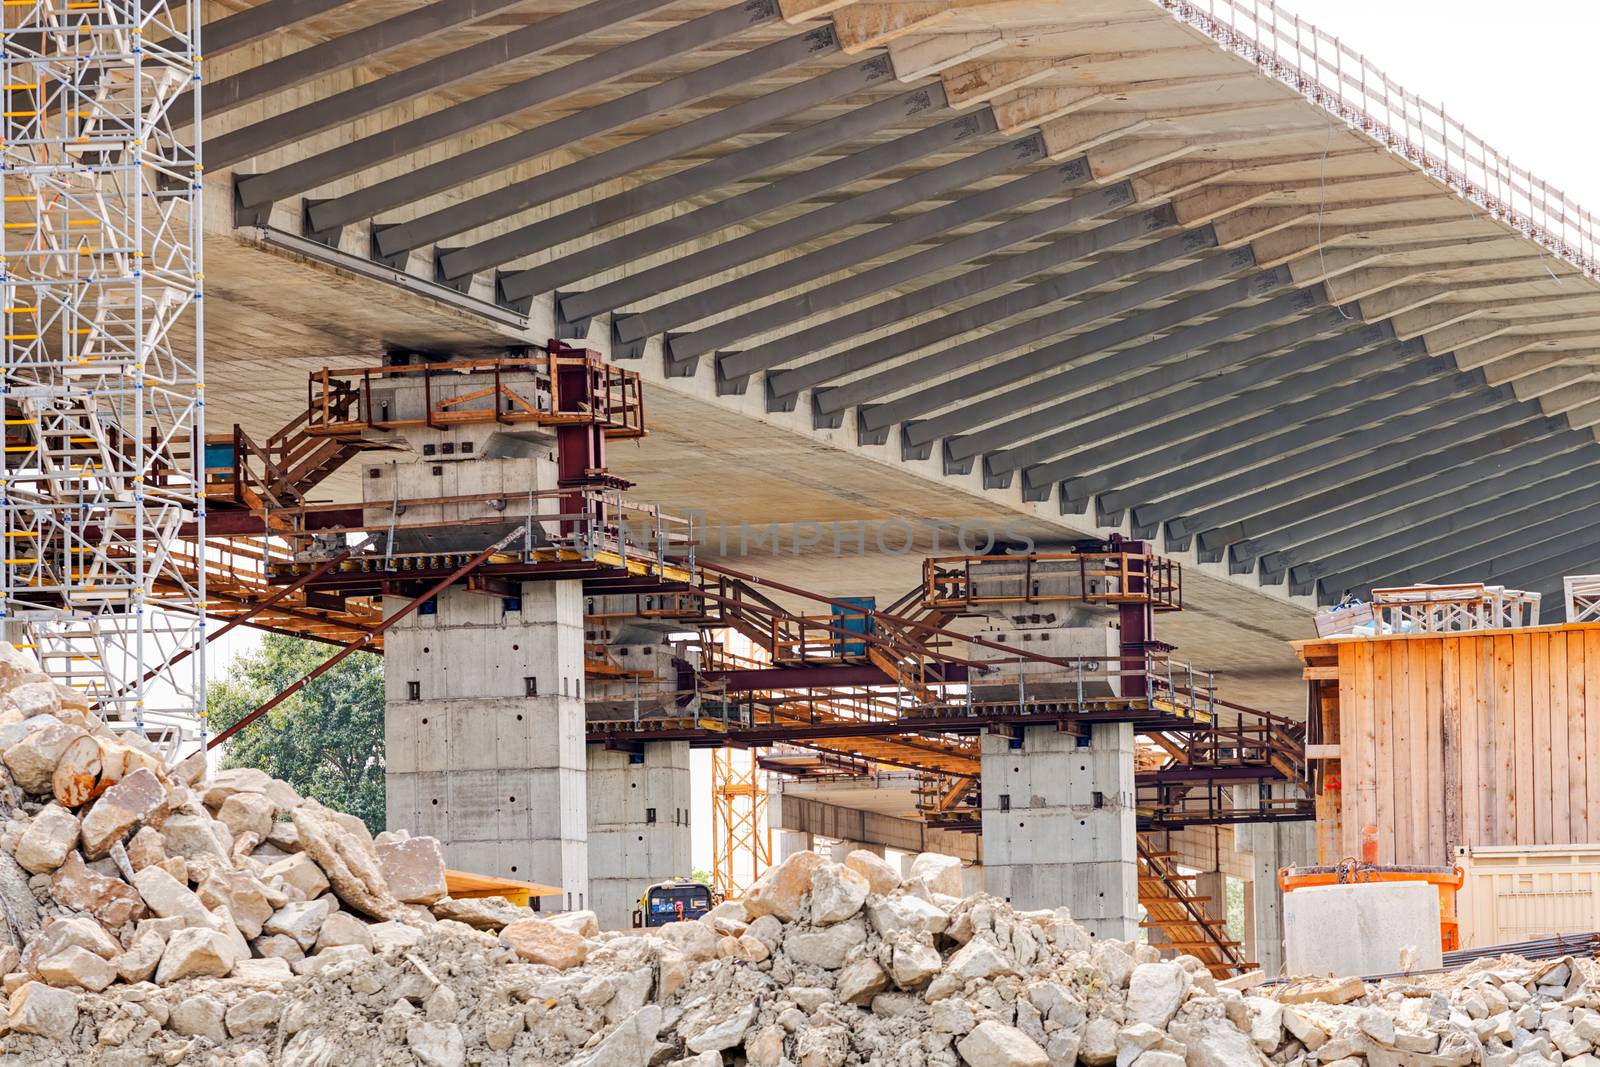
[1329,628,1600,866]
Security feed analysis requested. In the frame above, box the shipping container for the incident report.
[1455,844,1600,949]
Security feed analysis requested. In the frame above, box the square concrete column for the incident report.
[981,722,1137,940]
[587,740,691,930]
[385,582,588,912]
[829,839,885,862]
[1234,783,1315,975]
[777,830,813,861]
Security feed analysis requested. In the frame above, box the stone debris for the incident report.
[0,640,1595,1066]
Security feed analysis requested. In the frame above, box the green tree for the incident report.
[206,634,386,833]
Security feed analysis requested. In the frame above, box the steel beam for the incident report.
[1038,340,1416,491]
[1235,412,1566,585]
[1117,386,1503,533]
[411,57,896,274]
[1493,548,1600,606]
[1317,479,1600,594]
[974,293,1352,470]
[1422,528,1600,595]
[665,175,1128,368]
[1243,435,1600,574]
[823,229,1227,417]
[210,0,675,169]
[886,255,1287,444]
[1459,543,1600,601]
[1195,417,1577,562]
[753,206,1176,393]
[561,121,1026,329]
[236,1,785,213]
[1304,474,1600,592]
[181,0,357,56]
[990,314,1389,475]
[312,22,828,238]
[180,0,532,127]
[494,87,949,307]
[832,238,1243,426]
[634,157,1098,358]
[1053,355,1450,511]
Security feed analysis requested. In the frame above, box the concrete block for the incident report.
[1284,883,1442,978]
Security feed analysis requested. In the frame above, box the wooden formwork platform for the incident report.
[1296,623,1600,867]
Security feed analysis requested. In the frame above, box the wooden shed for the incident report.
[1294,624,1600,867]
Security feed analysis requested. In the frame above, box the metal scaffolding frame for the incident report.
[2,0,204,749]
[711,747,770,901]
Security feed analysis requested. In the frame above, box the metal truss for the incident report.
[712,747,771,901]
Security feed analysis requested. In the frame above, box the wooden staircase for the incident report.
[1137,836,1252,978]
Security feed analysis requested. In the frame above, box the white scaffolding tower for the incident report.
[2,0,204,751]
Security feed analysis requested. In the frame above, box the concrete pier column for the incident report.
[1234,784,1316,975]
[586,741,692,930]
[777,830,813,861]
[385,582,588,912]
[829,839,884,862]
[981,722,1137,939]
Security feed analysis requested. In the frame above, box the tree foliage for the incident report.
[206,634,386,833]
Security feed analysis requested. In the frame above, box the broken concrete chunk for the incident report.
[955,1020,1050,1067]
[845,849,901,896]
[15,803,81,874]
[292,801,404,920]
[217,790,275,841]
[263,850,331,902]
[78,767,167,858]
[4,722,87,795]
[6,980,79,1039]
[908,852,964,897]
[170,992,228,1044]
[154,927,238,984]
[744,850,824,922]
[263,897,337,951]
[36,945,116,992]
[809,861,870,926]
[500,917,588,970]
[430,895,530,930]
[315,910,374,953]
[376,834,449,905]
[50,850,145,927]
[113,930,165,984]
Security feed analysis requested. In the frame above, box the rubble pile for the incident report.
[2,640,1600,1065]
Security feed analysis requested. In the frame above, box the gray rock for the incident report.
[784,917,866,969]
[170,993,228,1045]
[955,1020,1050,1067]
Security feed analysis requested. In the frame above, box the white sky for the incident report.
[206,0,1600,880]
[1286,0,1600,207]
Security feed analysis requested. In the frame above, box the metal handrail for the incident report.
[1157,0,1599,276]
